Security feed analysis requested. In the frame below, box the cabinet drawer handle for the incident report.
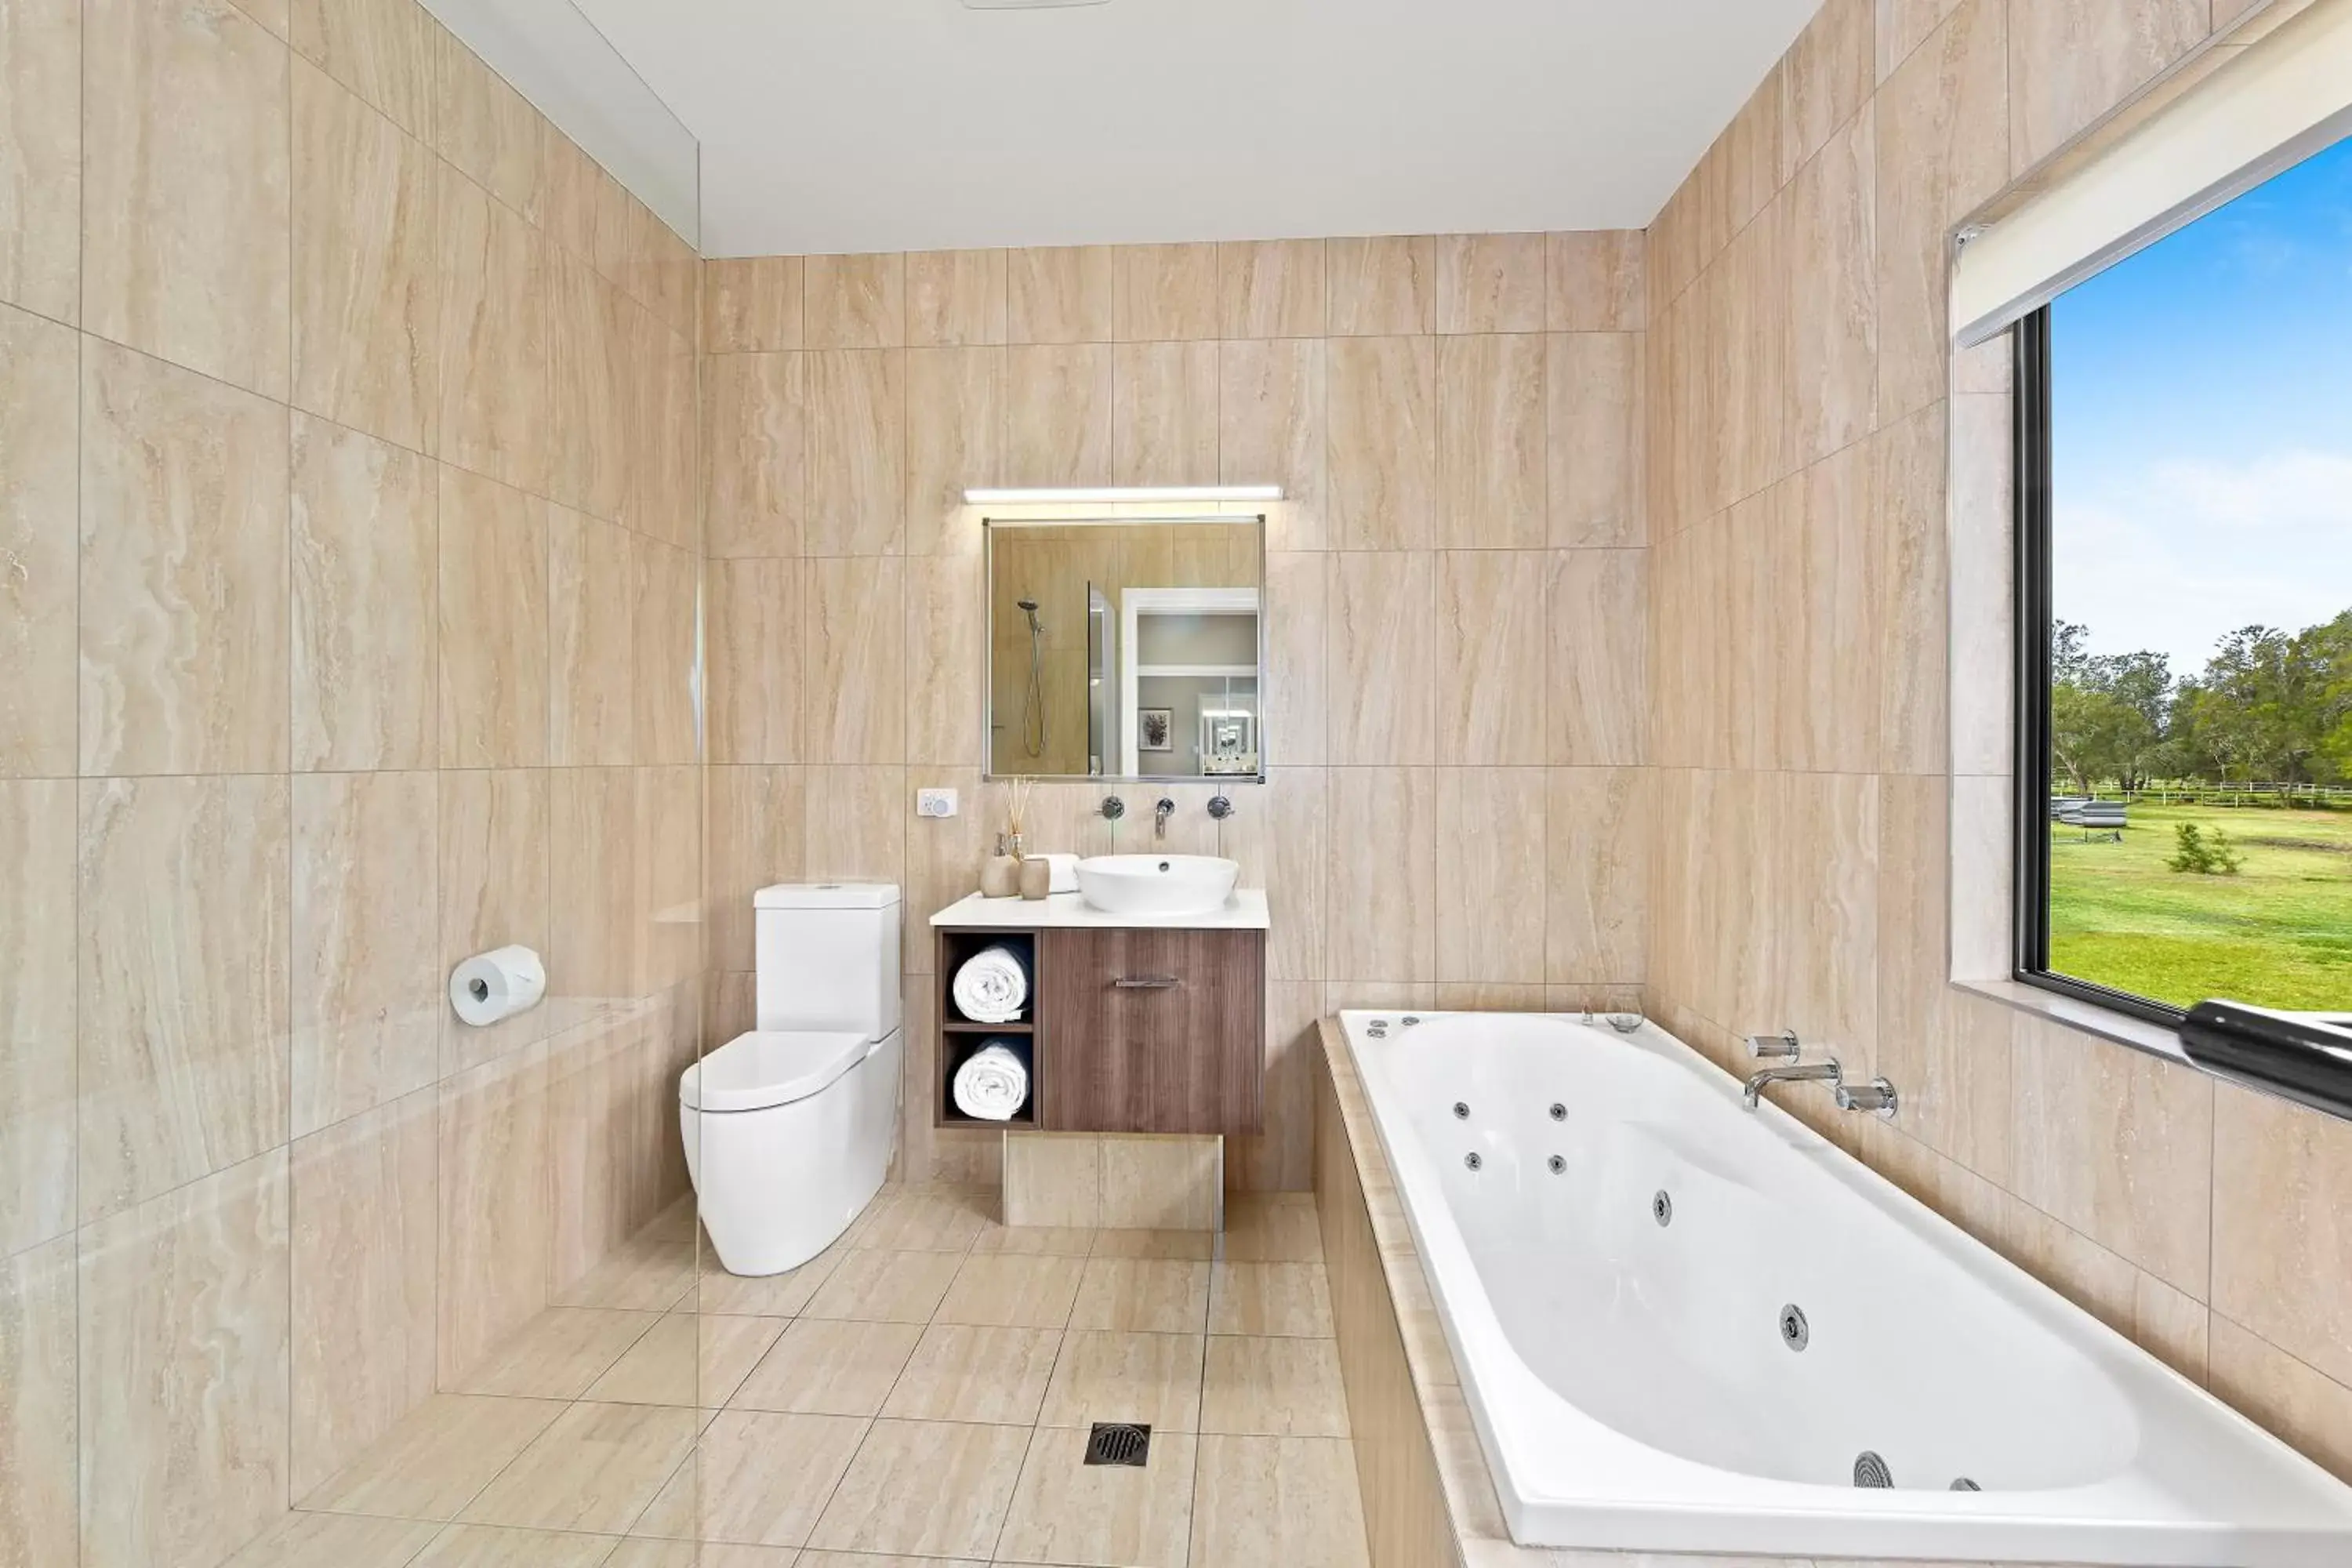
[1113,975,1181,989]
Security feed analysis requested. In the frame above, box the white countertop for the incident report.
[930,889,1271,931]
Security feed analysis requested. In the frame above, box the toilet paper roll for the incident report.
[449,945,546,1028]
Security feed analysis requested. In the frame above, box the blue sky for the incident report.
[2051,132,2352,677]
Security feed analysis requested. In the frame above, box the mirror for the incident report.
[985,516,1265,781]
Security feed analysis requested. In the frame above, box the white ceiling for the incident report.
[570,0,1820,259]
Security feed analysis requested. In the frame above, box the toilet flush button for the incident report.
[916,789,959,818]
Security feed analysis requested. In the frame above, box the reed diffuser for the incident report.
[980,778,1032,898]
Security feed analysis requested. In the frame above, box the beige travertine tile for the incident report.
[1091,1228,1218,1261]
[1436,551,1545,765]
[1545,549,1648,765]
[805,555,906,763]
[906,556,984,767]
[434,28,539,219]
[437,166,549,494]
[619,305,696,547]
[79,340,291,776]
[1437,333,1545,549]
[437,1044,554,1383]
[731,1315,921,1417]
[646,1408,866,1548]
[437,769,550,1072]
[408,1526,615,1568]
[908,249,1007,347]
[291,62,437,452]
[583,1312,783,1409]
[802,764,907,884]
[1547,231,1646,332]
[1099,1134,1222,1231]
[704,765,805,971]
[450,1306,659,1399]
[556,1217,693,1315]
[704,256,803,353]
[1218,238,1327,339]
[1436,233,1547,334]
[1327,236,1436,336]
[2008,0,2206,174]
[546,510,635,766]
[1260,551,1329,768]
[997,1423,1196,1568]
[0,0,80,324]
[1433,768,1547,986]
[706,558,805,764]
[288,0,431,136]
[0,781,72,1254]
[0,1236,76,1565]
[906,346,1002,555]
[219,1508,439,1568]
[545,250,622,521]
[1788,106,1877,467]
[460,1400,697,1533]
[78,776,290,1220]
[1113,242,1218,341]
[288,1089,437,1497]
[1049,1335,1207,1446]
[292,771,439,1134]
[2209,1315,2352,1485]
[437,466,549,768]
[608,1544,806,1568]
[855,1186,994,1251]
[935,1253,1085,1329]
[700,351,804,558]
[1203,1334,1349,1437]
[1190,1434,1368,1567]
[1875,399,1948,774]
[804,347,906,556]
[1069,1258,1211,1335]
[1221,339,1326,550]
[1327,336,1436,551]
[1007,343,1112,487]
[806,1417,1031,1558]
[803,1247,962,1324]
[1327,551,1435,764]
[2212,1083,2352,1388]
[971,1222,1096,1257]
[0,307,76,776]
[880,1322,1061,1424]
[84,0,289,397]
[1219,1195,1323,1262]
[1547,332,1645,548]
[1325,768,1436,984]
[290,416,435,771]
[1004,1132,1102,1229]
[79,1150,290,1568]
[807,252,905,349]
[539,126,617,270]
[1544,770,1650,987]
[635,538,698,768]
[543,771,642,1024]
[1208,1261,1332,1338]
[299,1392,564,1518]
[1113,339,1220,486]
[1008,245,1114,343]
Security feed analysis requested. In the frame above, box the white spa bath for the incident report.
[1342,1010,2352,1566]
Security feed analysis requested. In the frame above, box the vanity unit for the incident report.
[931,889,1269,1135]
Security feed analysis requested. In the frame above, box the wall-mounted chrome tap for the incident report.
[1835,1077,1900,1118]
[1743,1058,1843,1111]
[1153,797,1176,840]
[1099,796,1125,821]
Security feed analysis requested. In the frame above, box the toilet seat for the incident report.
[681,1029,873,1113]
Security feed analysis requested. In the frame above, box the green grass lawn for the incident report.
[2049,801,2352,1010]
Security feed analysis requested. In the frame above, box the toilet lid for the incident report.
[680,1029,871,1112]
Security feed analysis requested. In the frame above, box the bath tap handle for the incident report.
[1836,1077,1900,1118]
[1747,1030,1801,1061]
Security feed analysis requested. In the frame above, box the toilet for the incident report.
[681,882,903,1276]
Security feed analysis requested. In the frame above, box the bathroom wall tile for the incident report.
[539,125,615,267]
[806,252,906,349]
[1436,551,1544,765]
[434,28,539,219]
[1327,236,1436,336]
[704,256,804,354]
[1327,336,1436,550]
[2009,0,2207,174]
[546,1021,672,1292]
[1434,768,1548,985]
[1546,332,1645,549]
[620,307,699,550]
[1004,1134,1102,1229]
[1787,103,1877,467]
[78,777,290,1221]
[0,306,76,777]
[1547,231,1646,333]
[438,768,550,1073]
[438,466,550,768]
[1437,334,1545,549]
[546,251,623,521]
[1545,767,1650,985]
[1947,392,2013,776]
[1101,1135,1224,1230]
[1435,233,1547,335]
[1875,400,1948,774]
[2010,1013,2213,1298]
[79,341,291,776]
[2209,1316,2352,1486]
[804,765,908,884]
[805,348,906,556]
[1221,339,1326,551]
[1262,552,1329,768]
[1112,242,1218,341]
[546,769,642,1023]
[1782,441,1882,772]
[83,0,289,397]
[996,1424,1196,1568]
[291,414,436,771]
[78,1149,290,1568]
[1113,340,1220,487]
[1217,768,1326,984]
[546,509,636,767]
[292,771,439,1134]
[2212,1083,2352,1388]
[1327,768,1436,984]
[906,555,985,767]
[1218,239,1327,339]
[1326,551,1435,764]
[289,1088,437,1497]
[0,782,74,1255]
[1877,0,1965,81]
[907,249,1007,347]
[1781,0,1875,176]
[437,1043,553,1385]
[438,166,549,494]
[636,766,702,995]
[906,346,1002,557]
[1546,550,1649,766]
[291,62,437,452]
[1007,245,1114,344]
[289,0,431,136]
[0,0,80,323]
[707,557,806,764]
[633,537,699,766]
[1006,343,1112,488]
[0,1236,74,1566]
[807,555,907,764]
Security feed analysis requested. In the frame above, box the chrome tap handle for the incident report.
[1099,796,1126,821]
[1835,1077,1900,1118]
[1747,1030,1801,1061]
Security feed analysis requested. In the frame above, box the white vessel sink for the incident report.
[1075,854,1241,917]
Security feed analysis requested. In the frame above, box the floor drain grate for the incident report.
[1086,1422,1151,1466]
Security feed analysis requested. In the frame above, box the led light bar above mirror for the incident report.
[964,485,1284,506]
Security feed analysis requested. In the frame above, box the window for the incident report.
[2015,135,2352,1022]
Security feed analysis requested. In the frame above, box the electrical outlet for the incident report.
[916,788,959,819]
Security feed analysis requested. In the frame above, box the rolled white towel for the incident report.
[952,945,1029,1023]
[953,1042,1030,1121]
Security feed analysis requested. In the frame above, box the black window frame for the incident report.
[2010,304,2189,1029]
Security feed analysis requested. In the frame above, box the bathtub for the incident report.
[1341,1010,2352,1566]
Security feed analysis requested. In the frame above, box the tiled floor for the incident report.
[231,1188,1369,1568]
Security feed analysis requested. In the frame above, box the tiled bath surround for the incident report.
[0,0,702,1562]
[1643,0,2351,1483]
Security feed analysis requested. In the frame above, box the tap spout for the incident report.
[1742,1058,1842,1111]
